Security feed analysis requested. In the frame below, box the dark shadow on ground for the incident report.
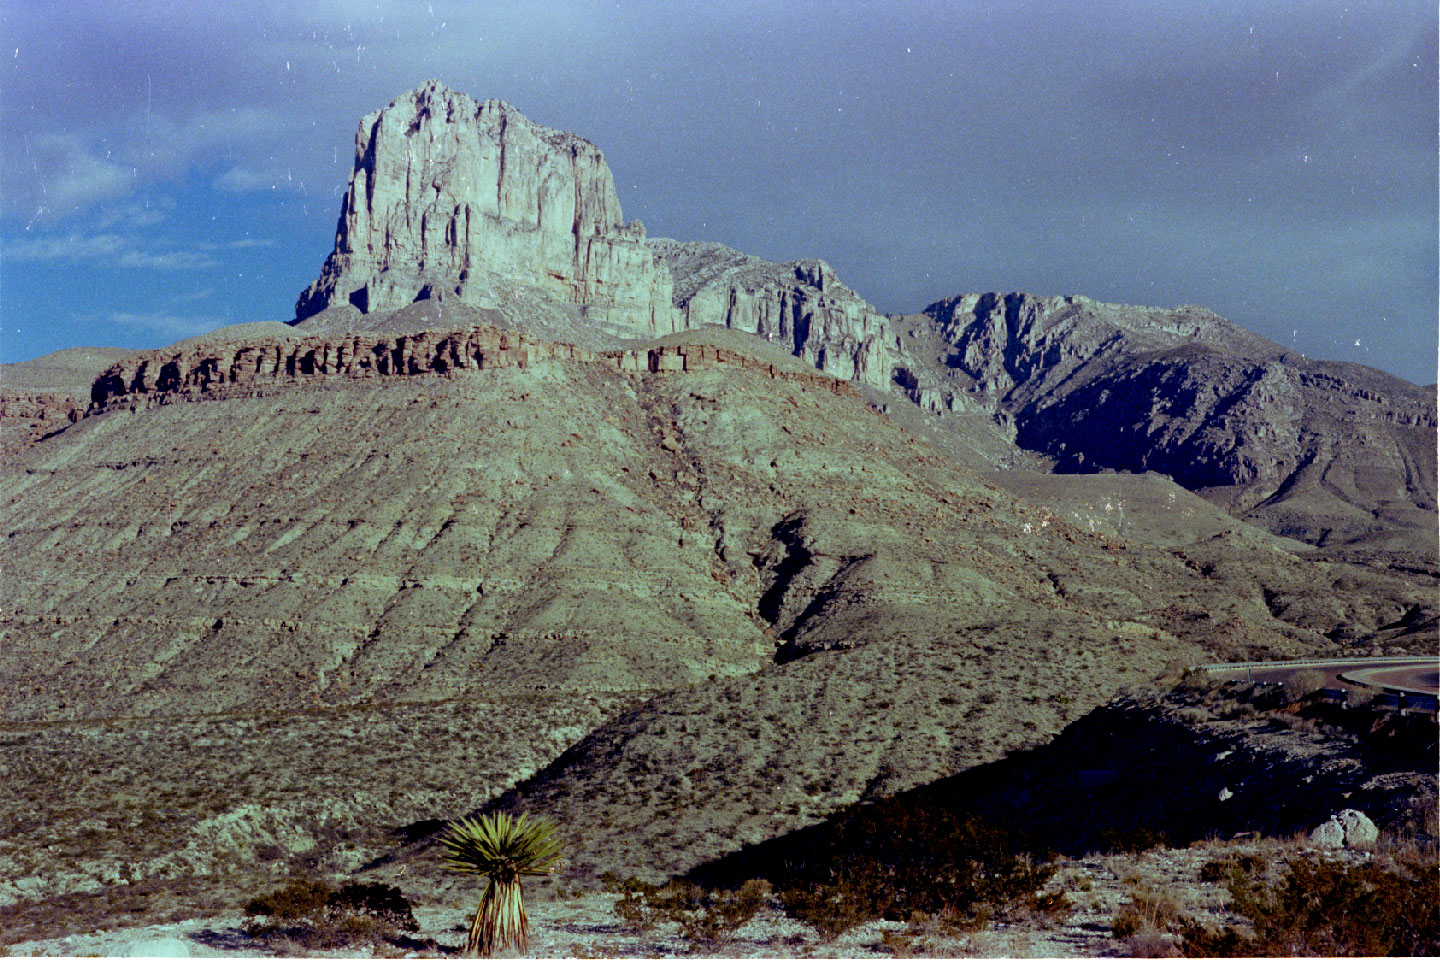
[689,690,1437,889]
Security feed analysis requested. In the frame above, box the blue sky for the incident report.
[2,0,1435,384]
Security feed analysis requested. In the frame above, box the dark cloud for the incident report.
[2,0,1434,383]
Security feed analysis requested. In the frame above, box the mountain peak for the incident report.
[294,85,671,333]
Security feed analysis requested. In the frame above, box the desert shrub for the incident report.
[1095,825,1172,853]
[1112,885,1180,938]
[243,877,418,949]
[244,877,332,927]
[1127,928,1179,957]
[777,878,874,942]
[1180,852,1440,956]
[772,797,1056,936]
[1198,853,1264,884]
[602,874,769,950]
[601,873,667,933]
[1280,669,1328,703]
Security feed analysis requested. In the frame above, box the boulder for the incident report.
[1310,808,1378,849]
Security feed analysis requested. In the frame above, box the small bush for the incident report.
[602,874,769,950]
[771,797,1055,938]
[1180,852,1440,956]
[1127,928,1179,958]
[1095,825,1172,853]
[1198,853,1264,884]
[1112,886,1180,939]
[243,877,418,949]
[777,879,872,942]
[1281,669,1327,703]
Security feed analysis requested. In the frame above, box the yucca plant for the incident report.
[440,811,564,957]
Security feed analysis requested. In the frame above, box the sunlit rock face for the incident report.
[295,79,678,337]
[648,239,894,389]
[294,81,898,388]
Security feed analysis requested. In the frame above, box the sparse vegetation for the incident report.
[766,797,1058,936]
[242,877,419,949]
[1179,850,1440,957]
[601,874,770,950]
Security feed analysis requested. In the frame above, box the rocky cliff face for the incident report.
[295,80,678,337]
[649,239,893,388]
[889,293,1438,549]
[86,324,857,413]
[294,82,897,391]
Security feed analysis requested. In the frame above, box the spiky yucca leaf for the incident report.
[440,812,564,957]
[441,811,564,882]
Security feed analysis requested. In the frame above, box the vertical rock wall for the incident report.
[295,80,678,336]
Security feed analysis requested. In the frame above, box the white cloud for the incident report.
[2,232,216,269]
[13,134,132,219]
[136,107,294,176]
[114,249,218,270]
[213,166,274,192]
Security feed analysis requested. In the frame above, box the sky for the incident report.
[2,0,1436,385]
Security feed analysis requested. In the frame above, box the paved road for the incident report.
[1200,656,1438,709]
[1338,664,1438,697]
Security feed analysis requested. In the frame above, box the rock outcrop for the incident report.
[86,324,858,413]
[295,80,678,337]
[889,293,1438,549]
[1310,808,1379,849]
[293,83,897,391]
[0,393,83,454]
[649,239,893,388]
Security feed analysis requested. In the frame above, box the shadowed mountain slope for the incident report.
[889,293,1437,554]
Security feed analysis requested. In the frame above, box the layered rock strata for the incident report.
[0,394,83,453]
[295,80,677,337]
[0,394,83,427]
[649,239,893,388]
[86,325,858,412]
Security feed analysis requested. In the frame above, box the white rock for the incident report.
[1311,808,1378,849]
[121,937,190,957]
[297,80,677,337]
[1336,808,1378,849]
[1310,818,1345,848]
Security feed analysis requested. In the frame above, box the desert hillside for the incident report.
[0,80,1433,954]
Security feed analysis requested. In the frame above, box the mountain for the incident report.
[889,293,1438,556]
[290,81,893,387]
[293,80,674,337]
[0,81,1433,940]
[287,83,1434,559]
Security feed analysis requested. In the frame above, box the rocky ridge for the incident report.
[888,292,1438,549]
[648,238,892,388]
[295,80,676,337]
[86,323,858,413]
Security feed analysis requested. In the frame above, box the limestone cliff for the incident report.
[87,324,858,412]
[294,80,678,337]
[294,83,896,390]
[649,238,892,388]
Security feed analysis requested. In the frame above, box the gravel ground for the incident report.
[7,894,1117,958]
[7,842,1378,958]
